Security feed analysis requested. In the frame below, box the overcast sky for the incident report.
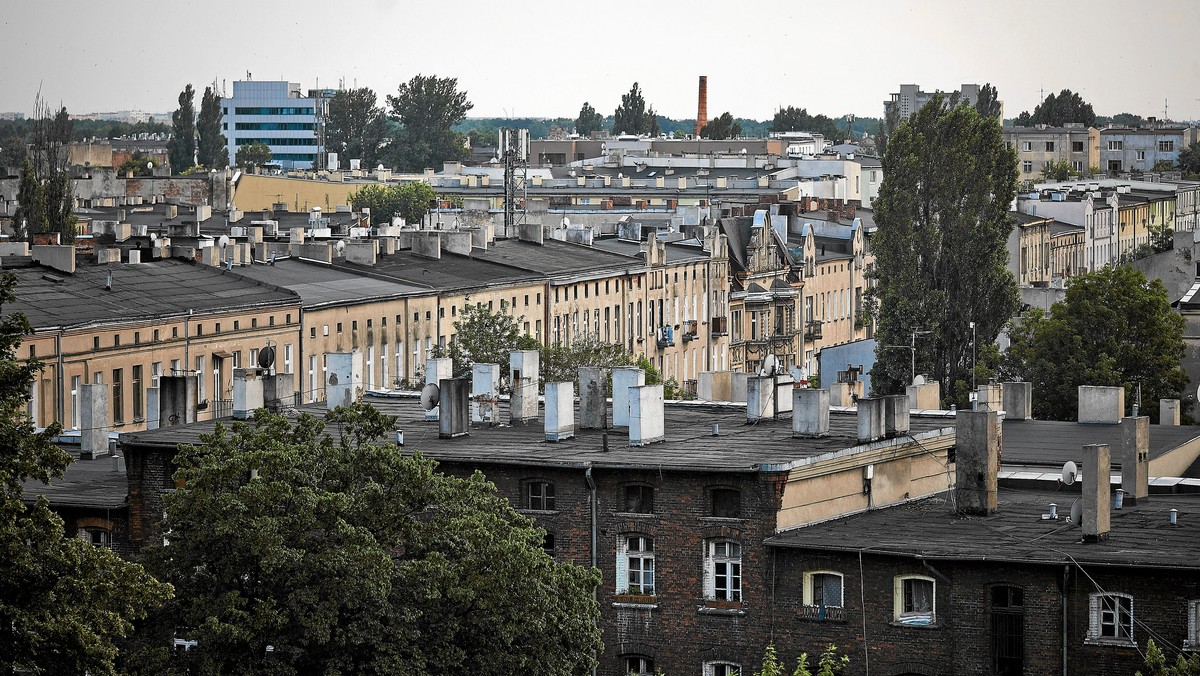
[3,0,1198,122]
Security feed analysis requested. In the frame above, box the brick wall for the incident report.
[124,445,176,547]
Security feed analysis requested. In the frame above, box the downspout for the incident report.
[55,330,65,425]
[1062,564,1070,676]
[585,464,598,676]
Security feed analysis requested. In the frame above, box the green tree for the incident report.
[22,97,76,242]
[574,101,604,136]
[234,141,273,169]
[1152,159,1178,172]
[771,106,842,140]
[168,84,196,173]
[974,83,1002,119]
[1136,639,1200,676]
[612,82,658,136]
[1180,141,1200,176]
[869,93,1019,404]
[1027,88,1096,127]
[325,87,388,169]
[348,181,436,226]
[1013,110,1033,127]
[13,158,44,240]
[196,85,227,170]
[386,74,473,171]
[117,152,157,177]
[539,337,634,386]
[434,300,539,379]
[1002,265,1187,421]
[0,274,170,675]
[130,404,601,675]
[701,111,742,140]
[1040,158,1080,181]
[876,100,900,158]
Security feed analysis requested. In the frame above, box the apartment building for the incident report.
[1003,124,1099,182]
[220,81,320,170]
[1099,126,1194,174]
[887,83,1002,121]
[793,218,872,375]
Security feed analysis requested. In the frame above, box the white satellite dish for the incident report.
[335,240,346,255]
[561,216,571,228]
[1060,461,1078,486]
[1069,500,1083,526]
[913,374,926,386]
[149,233,158,243]
[420,383,440,411]
[218,234,230,249]
[759,354,779,377]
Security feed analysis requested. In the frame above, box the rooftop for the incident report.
[228,257,430,308]
[343,249,542,292]
[470,238,644,278]
[1000,418,1200,471]
[22,448,128,510]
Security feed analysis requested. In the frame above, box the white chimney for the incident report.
[856,397,886,443]
[884,394,910,437]
[79,383,109,459]
[545,381,575,441]
[975,383,1002,412]
[1078,385,1124,424]
[628,384,665,446]
[326,351,364,411]
[793,388,830,437]
[145,386,160,429]
[424,357,453,421]
[1159,399,1180,425]
[509,350,539,425]
[578,367,606,429]
[612,366,646,427]
[232,368,266,419]
[1120,416,1149,504]
[1082,443,1111,541]
[470,363,500,424]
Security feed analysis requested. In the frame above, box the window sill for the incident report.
[518,509,559,516]
[613,595,657,609]
[614,512,657,519]
[698,603,746,617]
[699,516,748,523]
[1084,637,1138,648]
[890,617,938,629]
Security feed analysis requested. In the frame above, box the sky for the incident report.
[2,0,1199,122]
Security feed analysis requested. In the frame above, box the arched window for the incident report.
[803,570,844,620]
[894,574,935,625]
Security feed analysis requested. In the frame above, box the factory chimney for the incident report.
[695,76,708,137]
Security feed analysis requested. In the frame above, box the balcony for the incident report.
[800,604,847,622]
[681,320,698,342]
[655,326,675,348]
[710,316,728,337]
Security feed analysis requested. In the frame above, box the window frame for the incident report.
[704,539,743,602]
[894,574,936,625]
[622,484,655,514]
[623,655,655,676]
[1186,599,1200,651]
[617,534,655,596]
[525,480,556,512]
[803,570,845,612]
[1087,592,1135,646]
[704,661,742,676]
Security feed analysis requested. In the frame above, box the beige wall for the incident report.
[233,174,363,212]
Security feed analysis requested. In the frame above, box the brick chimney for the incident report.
[955,409,1000,515]
[695,76,708,137]
[1082,443,1111,541]
[1120,416,1149,504]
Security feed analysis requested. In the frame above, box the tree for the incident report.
[234,141,273,169]
[117,152,157,177]
[1002,265,1187,421]
[13,158,44,240]
[1180,141,1200,176]
[753,642,849,676]
[1152,159,1178,173]
[612,82,658,136]
[1026,88,1096,127]
[574,101,604,136]
[325,87,388,169]
[876,100,900,158]
[701,111,742,140]
[386,74,473,171]
[196,86,227,170]
[168,84,196,173]
[129,404,601,675]
[771,105,842,140]
[0,274,170,674]
[17,97,76,242]
[348,181,436,226]
[974,83,1002,119]
[539,337,635,386]
[1040,158,1080,181]
[434,300,539,379]
[1013,110,1033,127]
[869,93,1019,404]
[1136,639,1200,676]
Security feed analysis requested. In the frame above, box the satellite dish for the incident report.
[218,235,230,249]
[913,374,926,386]
[1060,461,1078,486]
[1069,500,1083,526]
[759,354,778,377]
[149,232,158,243]
[335,240,346,255]
[420,383,440,411]
[561,216,571,228]
[257,345,276,369]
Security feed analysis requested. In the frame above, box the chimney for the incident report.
[906,379,941,410]
[79,383,109,460]
[975,383,1002,412]
[326,351,364,411]
[730,372,749,403]
[792,388,830,437]
[424,357,454,421]
[628,384,665,446]
[1120,416,1149,504]
[1001,382,1032,420]
[612,366,646,427]
[470,363,500,424]
[509,350,540,425]
[695,76,708,137]
[884,394,910,437]
[232,367,265,419]
[856,397,886,443]
[697,371,733,402]
[578,367,607,429]
[955,409,1001,515]
[1082,443,1112,541]
[145,386,160,429]
[1078,385,1123,423]
[1159,399,1180,425]
[746,375,774,422]
[159,375,198,427]
[438,377,470,438]
[545,381,575,441]
[263,372,295,410]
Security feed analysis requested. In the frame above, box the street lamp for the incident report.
[969,321,977,390]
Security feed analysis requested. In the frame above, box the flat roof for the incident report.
[767,487,1200,570]
[22,449,128,509]
[1000,418,1200,469]
[228,258,429,308]
[346,249,543,292]
[471,238,643,278]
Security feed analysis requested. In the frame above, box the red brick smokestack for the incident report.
[695,76,708,137]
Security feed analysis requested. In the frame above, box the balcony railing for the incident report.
[800,604,846,622]
[710,316,728,337]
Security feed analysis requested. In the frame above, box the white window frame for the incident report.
[1186,599,1200,650]
[1087,592,1135,645]
[283,344,293,374]
[894,574,936,625]
[704,539,742,601]
[1021,141,1032,152]
[803,570,845,610]
[704,661,742,676]
[617,534,655,595]
[1136,150,1146,161]
[1109,140,1123,151]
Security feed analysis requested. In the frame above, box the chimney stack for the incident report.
[856,397,886,443]
[425,357,453,421]
[1082,443,1112,541]
[232,367,265,419]
[955,409,1001,515]
[79,383,109,459]
[509,350,540,425]
[159,375,198,427]
[578,367,607,429]
[612,366,646,427]
[1001,382,1032,420]
[438,377,470,438]
[326,351,364,411]
[1078,385,1124,424]
[695,76,708,137]
[1120,416,1149,504]
[793,388,830,437]
[628,384,665,446]
[470,363,500,424]
[1159,399,1180,425]
[545,381,575,441]
[884,394,910,437]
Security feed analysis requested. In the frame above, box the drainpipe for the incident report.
[585,464,598,676]
[1062,565,1070,676]
[55,330,65,425]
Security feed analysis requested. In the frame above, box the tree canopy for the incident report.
[129,404,601,675]
[974,83,1002,119]
[612,82,659,136]
[869,93,1019,404]
[701,111,742,140]
[770,106,841,140]
[435,300,539,380]
[196,85,227,170]
[875,100,900,159]
[1002,265,1187,422]
[1179,141,1200,176]
[14,97,76,242]
[234,141,272,169]
[0,273,170,674]
[1017,88,1097,128]
[348,181,436,226]
[574,101,604,137]
[386,74,473,171]
[325,87,388,169]
[168,84,196,173]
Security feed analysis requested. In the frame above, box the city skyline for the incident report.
[2,0,1199,123]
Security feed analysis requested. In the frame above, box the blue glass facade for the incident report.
[221,81,319,169]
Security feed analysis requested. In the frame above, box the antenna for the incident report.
[420,383,441,411]
[1060,461,1078,486]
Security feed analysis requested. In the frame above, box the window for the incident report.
[618,535,655,595]
[1088,593,1134,644]
[711,488,741,518]
[992,586,1024,674]
[134,331,140,344]
[132,365,144,420]
[233,320,239,331]
[1073,141,1085,152]
[113,333,120,346]
[624,656,655,675]
[1072,160,1084,172]
[894,575,935,625]
[624,485,654,513]
[1045,141,1055,152]
[1108,140,1124,151]
[1108,160,1122,172]
[542,532,555,558]
[705,540,742,601]
[1021,141,1032,152]
[111,369,124,424]
[704,662,741,676]
[803,571,844,618]
[1160,140,1175,152]
[215,323,220,333]
[337,322,343,333]
[1136,150,1146,161]
[1022,160,1033,173]
[527,481,555,511]
[70,376,81,429]
[311,327,317,338]
[77,527,111,548]
[1185,599,1200,650]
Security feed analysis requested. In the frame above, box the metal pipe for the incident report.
[584,465,598,676]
